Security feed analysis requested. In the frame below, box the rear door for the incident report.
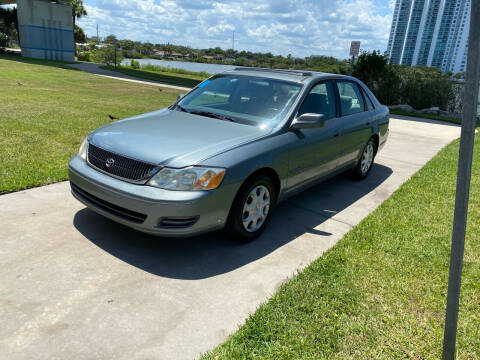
[286,80,344,190]
[334,80,373,168]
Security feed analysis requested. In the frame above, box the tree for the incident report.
[74,25,86,43]
[89,36,101,44]
[65,0,87,55]
[0,7,18,44]
[0,32,8,48]
[118,39,135,51]
[105,34,117,45]
[352,51,400,105]
[93,45,123,66]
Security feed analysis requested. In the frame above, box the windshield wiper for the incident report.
[189,110,236,122]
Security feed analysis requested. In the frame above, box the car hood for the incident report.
[89,108,271,168]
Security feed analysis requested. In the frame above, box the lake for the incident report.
[121,58,236,74]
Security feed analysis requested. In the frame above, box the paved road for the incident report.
[0,117,461,360]
[67,62,192,91]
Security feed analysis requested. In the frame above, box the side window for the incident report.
[336,81,365,116]
[298,81,336,120]
[362,89,375,111]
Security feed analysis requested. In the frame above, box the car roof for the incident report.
[220,67,354,83]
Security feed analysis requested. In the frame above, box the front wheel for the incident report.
[352,138,376,179]
[226,175,277,242]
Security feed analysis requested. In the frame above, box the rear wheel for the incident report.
[226,175,276,242]
[352,138,376,179]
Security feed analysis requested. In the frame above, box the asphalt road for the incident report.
[0,116,461,360]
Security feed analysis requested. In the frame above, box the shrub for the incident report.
[395,66,454,110]
[130,59,140,69]
[93,46,123,66]
[140,64,210,77]
[353,51,454,110]
[77,51,92,62]
[0,32,9,48]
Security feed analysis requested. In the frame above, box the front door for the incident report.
[286,80,344,191]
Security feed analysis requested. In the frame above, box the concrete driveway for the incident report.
[0,116,461,360]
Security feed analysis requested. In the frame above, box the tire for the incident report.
[352,138,376,179]
[226,174,277,242]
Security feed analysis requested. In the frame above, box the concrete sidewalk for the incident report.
[67,62,192,92]
[0,117,461,360]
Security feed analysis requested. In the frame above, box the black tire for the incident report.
[352,138,377,179]
[226,174,277,242]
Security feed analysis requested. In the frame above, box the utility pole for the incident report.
[442,0,480,359]
[96,23,99,43]
[232,31,235,52]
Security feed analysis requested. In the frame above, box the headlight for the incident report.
[147,167,226,191]
[78,137,88,160]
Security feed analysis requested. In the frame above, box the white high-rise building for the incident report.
[387,0,470,74]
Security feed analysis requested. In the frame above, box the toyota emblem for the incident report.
[105,158,115,168]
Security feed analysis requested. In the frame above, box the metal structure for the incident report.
[442,0,479,358]
[1,0,74,61]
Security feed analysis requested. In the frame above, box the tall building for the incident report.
[387,0,470,74]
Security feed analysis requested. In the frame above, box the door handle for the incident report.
[334,133,340,137]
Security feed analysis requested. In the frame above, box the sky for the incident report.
[75,0,395,59]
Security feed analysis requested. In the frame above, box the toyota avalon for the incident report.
[69,68,389,241]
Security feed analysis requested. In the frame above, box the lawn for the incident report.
[100,64,207,88]
[389,109,478,126]
[203,136,480,359]
[0,55,179,194]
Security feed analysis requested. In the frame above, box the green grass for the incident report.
[100,64,207,88]
[139,63,211,78]
[0,54,179,194]
[202,136,480,359]
[389,109,463,125]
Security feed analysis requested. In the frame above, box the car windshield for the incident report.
[177,74,302,127]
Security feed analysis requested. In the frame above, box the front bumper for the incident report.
[68,155,237,237]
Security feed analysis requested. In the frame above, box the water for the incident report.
[120,58,236,74]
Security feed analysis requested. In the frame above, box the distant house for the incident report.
[151,49,166,57]
[170,52,188,59]
[202,55,214,60]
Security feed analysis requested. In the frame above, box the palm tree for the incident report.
[66,0,87,55]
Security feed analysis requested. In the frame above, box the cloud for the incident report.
[78,0,392,58]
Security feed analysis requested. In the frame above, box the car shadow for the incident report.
[73,164,393,280]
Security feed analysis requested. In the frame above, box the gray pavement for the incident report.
[67,62,192,91]
[0,117,461,360]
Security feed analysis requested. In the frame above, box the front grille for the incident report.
[71,183,147,224]
[87,143,157,183]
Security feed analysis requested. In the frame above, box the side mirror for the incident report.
[290,113,325,130]
[177,94,185,101]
